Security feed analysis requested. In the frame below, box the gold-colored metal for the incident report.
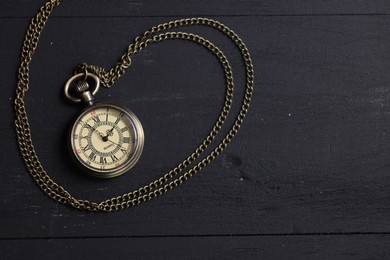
[14,0,255,211]
[69,103,144,178]
[64,72,100,103]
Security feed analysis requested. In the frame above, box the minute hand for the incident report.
[105,125,115,137]
[107,139,125,150]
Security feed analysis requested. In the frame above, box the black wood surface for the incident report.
[2,0,390,259]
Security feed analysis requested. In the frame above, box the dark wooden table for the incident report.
[2,1,390,259]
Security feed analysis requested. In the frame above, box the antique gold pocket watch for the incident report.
[64,72,144,178]
[15,0,254,211]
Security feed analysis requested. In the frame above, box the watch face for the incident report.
[69,103,144,178]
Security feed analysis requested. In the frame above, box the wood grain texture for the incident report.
[1,0,390,259]
[1,0,390,17]
[2,234,390,260]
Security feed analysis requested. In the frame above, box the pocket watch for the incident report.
[15,0,254,211]
[64,72,144,178]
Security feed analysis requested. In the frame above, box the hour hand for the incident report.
[85,124,104,140]
[95,130,105,139]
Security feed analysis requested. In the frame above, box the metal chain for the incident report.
[15,0,254,211]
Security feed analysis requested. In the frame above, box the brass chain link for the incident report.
[14,0,254,211]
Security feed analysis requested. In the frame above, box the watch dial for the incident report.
[70,103,143,177]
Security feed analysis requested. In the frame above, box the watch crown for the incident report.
[75,80,94,105]
[75,80,90,94]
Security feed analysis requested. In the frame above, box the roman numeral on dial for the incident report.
[82,145,91,152]
[88,152,97,161]
[92,116,100,124]
[111,154,119,162]
[100,157,107,164]
[114,112,124,124]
